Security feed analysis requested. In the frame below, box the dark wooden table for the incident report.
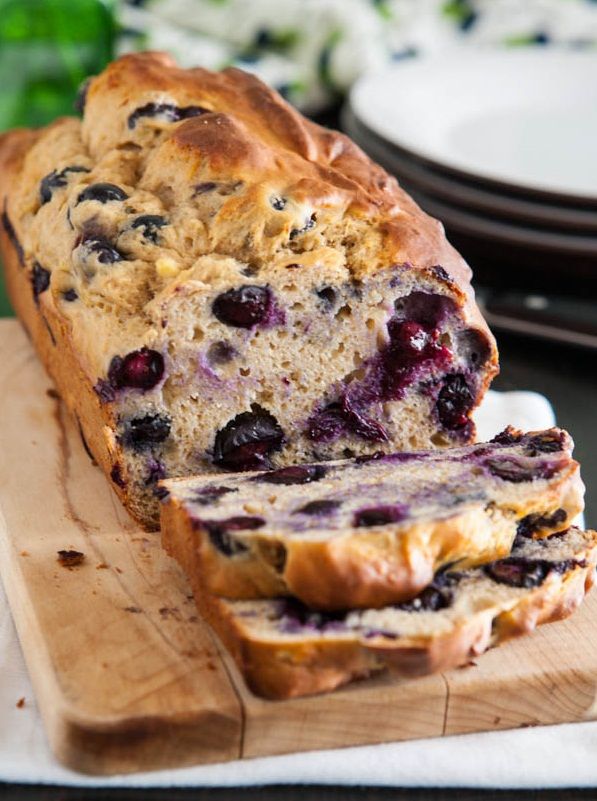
[1,329,595,800]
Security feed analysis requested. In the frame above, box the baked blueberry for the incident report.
[40,166,90,205]
[193,485,237,505]
[80,235,123,265]
[213,404,285,470]
[212,285,272,328]
[353,504,409,527]
[276,599,346,633]
[436,374,474,431]
[199,516,264,557]
[294,499,341,516]
[255,465,327,485]
[62,288,78,302]
[526,430,567,455]
[270,196,286,211]
[289,213,316,240]
[485,557,555,588]
[307,396,388,443]
[30,262,50,305]
[485,457,562,483]
[397,577,454,611]
[120,414,171,451]
[130,214,167,244]
[127,102,209,129]
[490,426,523,446]
[77,183,129,204]
[316,286,337,309]
[516,508,568,539]
[146,457,166,485]
[108,348,165,391]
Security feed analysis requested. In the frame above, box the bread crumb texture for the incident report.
[2,52,497,527]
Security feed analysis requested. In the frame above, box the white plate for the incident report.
[342,107,597,232]
[411,190,597,258]
[350,50,597,200]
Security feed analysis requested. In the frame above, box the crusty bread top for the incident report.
[83,53,476,283]
[0,53,486,329]
[0,51,495,372]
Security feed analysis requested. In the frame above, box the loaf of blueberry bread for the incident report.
[0,51,497,529]
[183,527,597,699]
[161,427,583,609]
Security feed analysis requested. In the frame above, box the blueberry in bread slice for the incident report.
[161,427,583,610]
[184,527,597,699]
[0,52,497,530]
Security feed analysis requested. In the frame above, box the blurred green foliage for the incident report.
[0,0,116,314]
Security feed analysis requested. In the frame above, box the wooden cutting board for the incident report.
[1,318,597,776]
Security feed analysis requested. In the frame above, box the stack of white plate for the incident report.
[345,50,597,293]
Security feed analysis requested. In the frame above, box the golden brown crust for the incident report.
[83,52,494,340]
[161,459,583,610]
[0,128,151,528]
[196,549,597,699]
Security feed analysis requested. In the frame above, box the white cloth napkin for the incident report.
[3,389,595,789]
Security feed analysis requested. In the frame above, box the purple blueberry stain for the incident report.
[306,291,463,446]
[127,102,210,130]
[212,404,285,471]
[393,291,456,329]
[207,341,237,366]
[307,397,389,444]
[193,485,237,506]
[431,265,451,283]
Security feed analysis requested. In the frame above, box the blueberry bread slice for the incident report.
[161,427,583,609]
[183,527,597,699]
[0,52,497,530]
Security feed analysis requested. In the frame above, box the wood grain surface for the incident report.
[1,318,597,776]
